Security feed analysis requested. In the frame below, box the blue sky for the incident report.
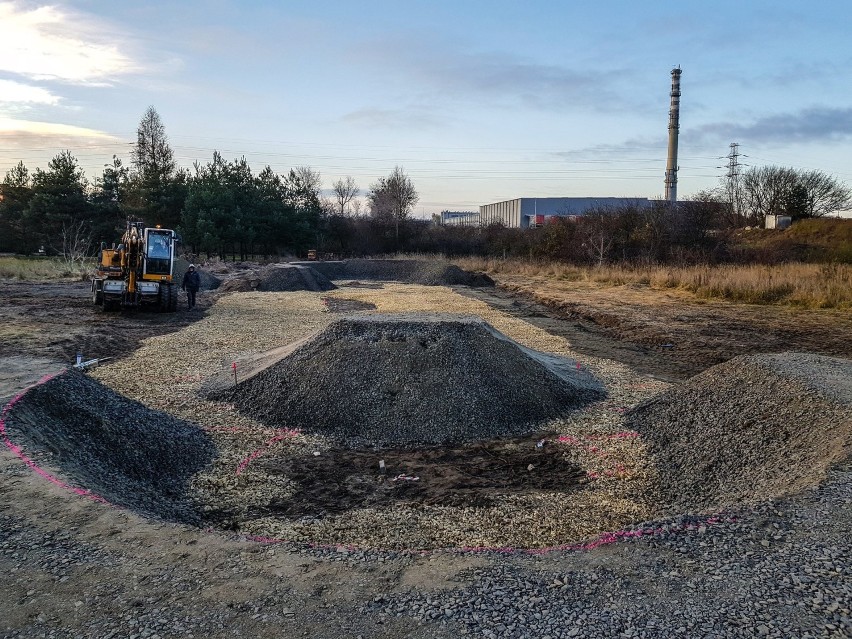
[1,0,850,215]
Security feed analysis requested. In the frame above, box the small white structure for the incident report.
[439,210,480,227]
[765,215,792,230]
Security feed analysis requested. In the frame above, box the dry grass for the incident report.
[0,256,92,281]
[454,257,852,309]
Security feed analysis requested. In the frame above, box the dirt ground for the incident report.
[1,275,850,638]
[0,281,208,402]
[251,437,586,518]
[463,276,852,382]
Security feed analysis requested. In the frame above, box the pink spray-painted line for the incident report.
[2,375,739,557]
[243,513,738,556]
[556,432,639,480]
[235,428,301,475]
[0,371,111,505]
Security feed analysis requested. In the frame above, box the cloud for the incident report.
[0,117,125,175]
[0,78,60,105]
[688,107,852,146]
[352,38,632,113]
[341,107,444,130]
[0,2,139,83]
[0,116,117,139]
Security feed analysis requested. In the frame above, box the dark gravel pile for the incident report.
[173,258,221,290]
[259,264,336,292]
[3,369,216,522]
[218,264,336,293]
[342,259,494,287]
[208,314,601,445]
[289,260,347,279]
[627,352,852,512]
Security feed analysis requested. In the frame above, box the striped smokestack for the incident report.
[664,67,682,203]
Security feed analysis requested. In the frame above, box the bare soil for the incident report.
[461,277,852,381]
[0,281,209,364]
[0,281,211,406]
[254,437,584,518]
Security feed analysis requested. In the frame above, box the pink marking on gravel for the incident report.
[235,429,301,475]
[206,426,258,434]
[0,371,111,505]
[558,431,640,481]
[237,514,738,556]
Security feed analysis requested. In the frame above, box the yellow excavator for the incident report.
[91,221,178,312]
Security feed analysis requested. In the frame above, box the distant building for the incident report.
[765,214,792,230]
[479,197,651,229]
[439,210,480,226]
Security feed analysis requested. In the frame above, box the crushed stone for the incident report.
[206,314,603,445]
[3,369,216,523]
[219,264,336,293]
[628,352,852,512]
[342,259,494,287]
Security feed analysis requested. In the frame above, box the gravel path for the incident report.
[363,466,852,638]
[69,284,669,549]
[2,454,848,638]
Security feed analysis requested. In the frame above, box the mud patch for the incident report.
[253,437,585,518]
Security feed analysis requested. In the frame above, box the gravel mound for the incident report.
[173,258,221,291]
[4,370,216,522]
[217,264,336,293]
[342,259,494,287]
[628,352,852,511]
[259,264,336,291]
[206,314,602,445]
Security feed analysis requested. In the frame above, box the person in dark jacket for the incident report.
[182,264,201,310]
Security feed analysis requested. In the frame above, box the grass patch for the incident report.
[454,257,852,309]
[0,256,93,281]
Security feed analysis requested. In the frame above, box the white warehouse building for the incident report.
[479,197,651,229]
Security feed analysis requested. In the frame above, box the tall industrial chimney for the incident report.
[664,67,682,203]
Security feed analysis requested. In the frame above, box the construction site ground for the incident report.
[1,273,850,638]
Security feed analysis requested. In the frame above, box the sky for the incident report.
[1,0,851,217]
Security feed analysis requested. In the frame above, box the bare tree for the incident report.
[740,166,796,225]
[368,166,419,242]
[350,199,363,217]
[332,176,359,216]
[738,165,850,224]
[294,166,322,199]
[578,208,618,266]
[797,170,852,218]
[57,220,91,269]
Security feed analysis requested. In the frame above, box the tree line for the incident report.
[0,107,422,260]
[697,165,850,228]
[1,106,849,264]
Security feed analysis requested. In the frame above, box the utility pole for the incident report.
[726,142,742,226]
